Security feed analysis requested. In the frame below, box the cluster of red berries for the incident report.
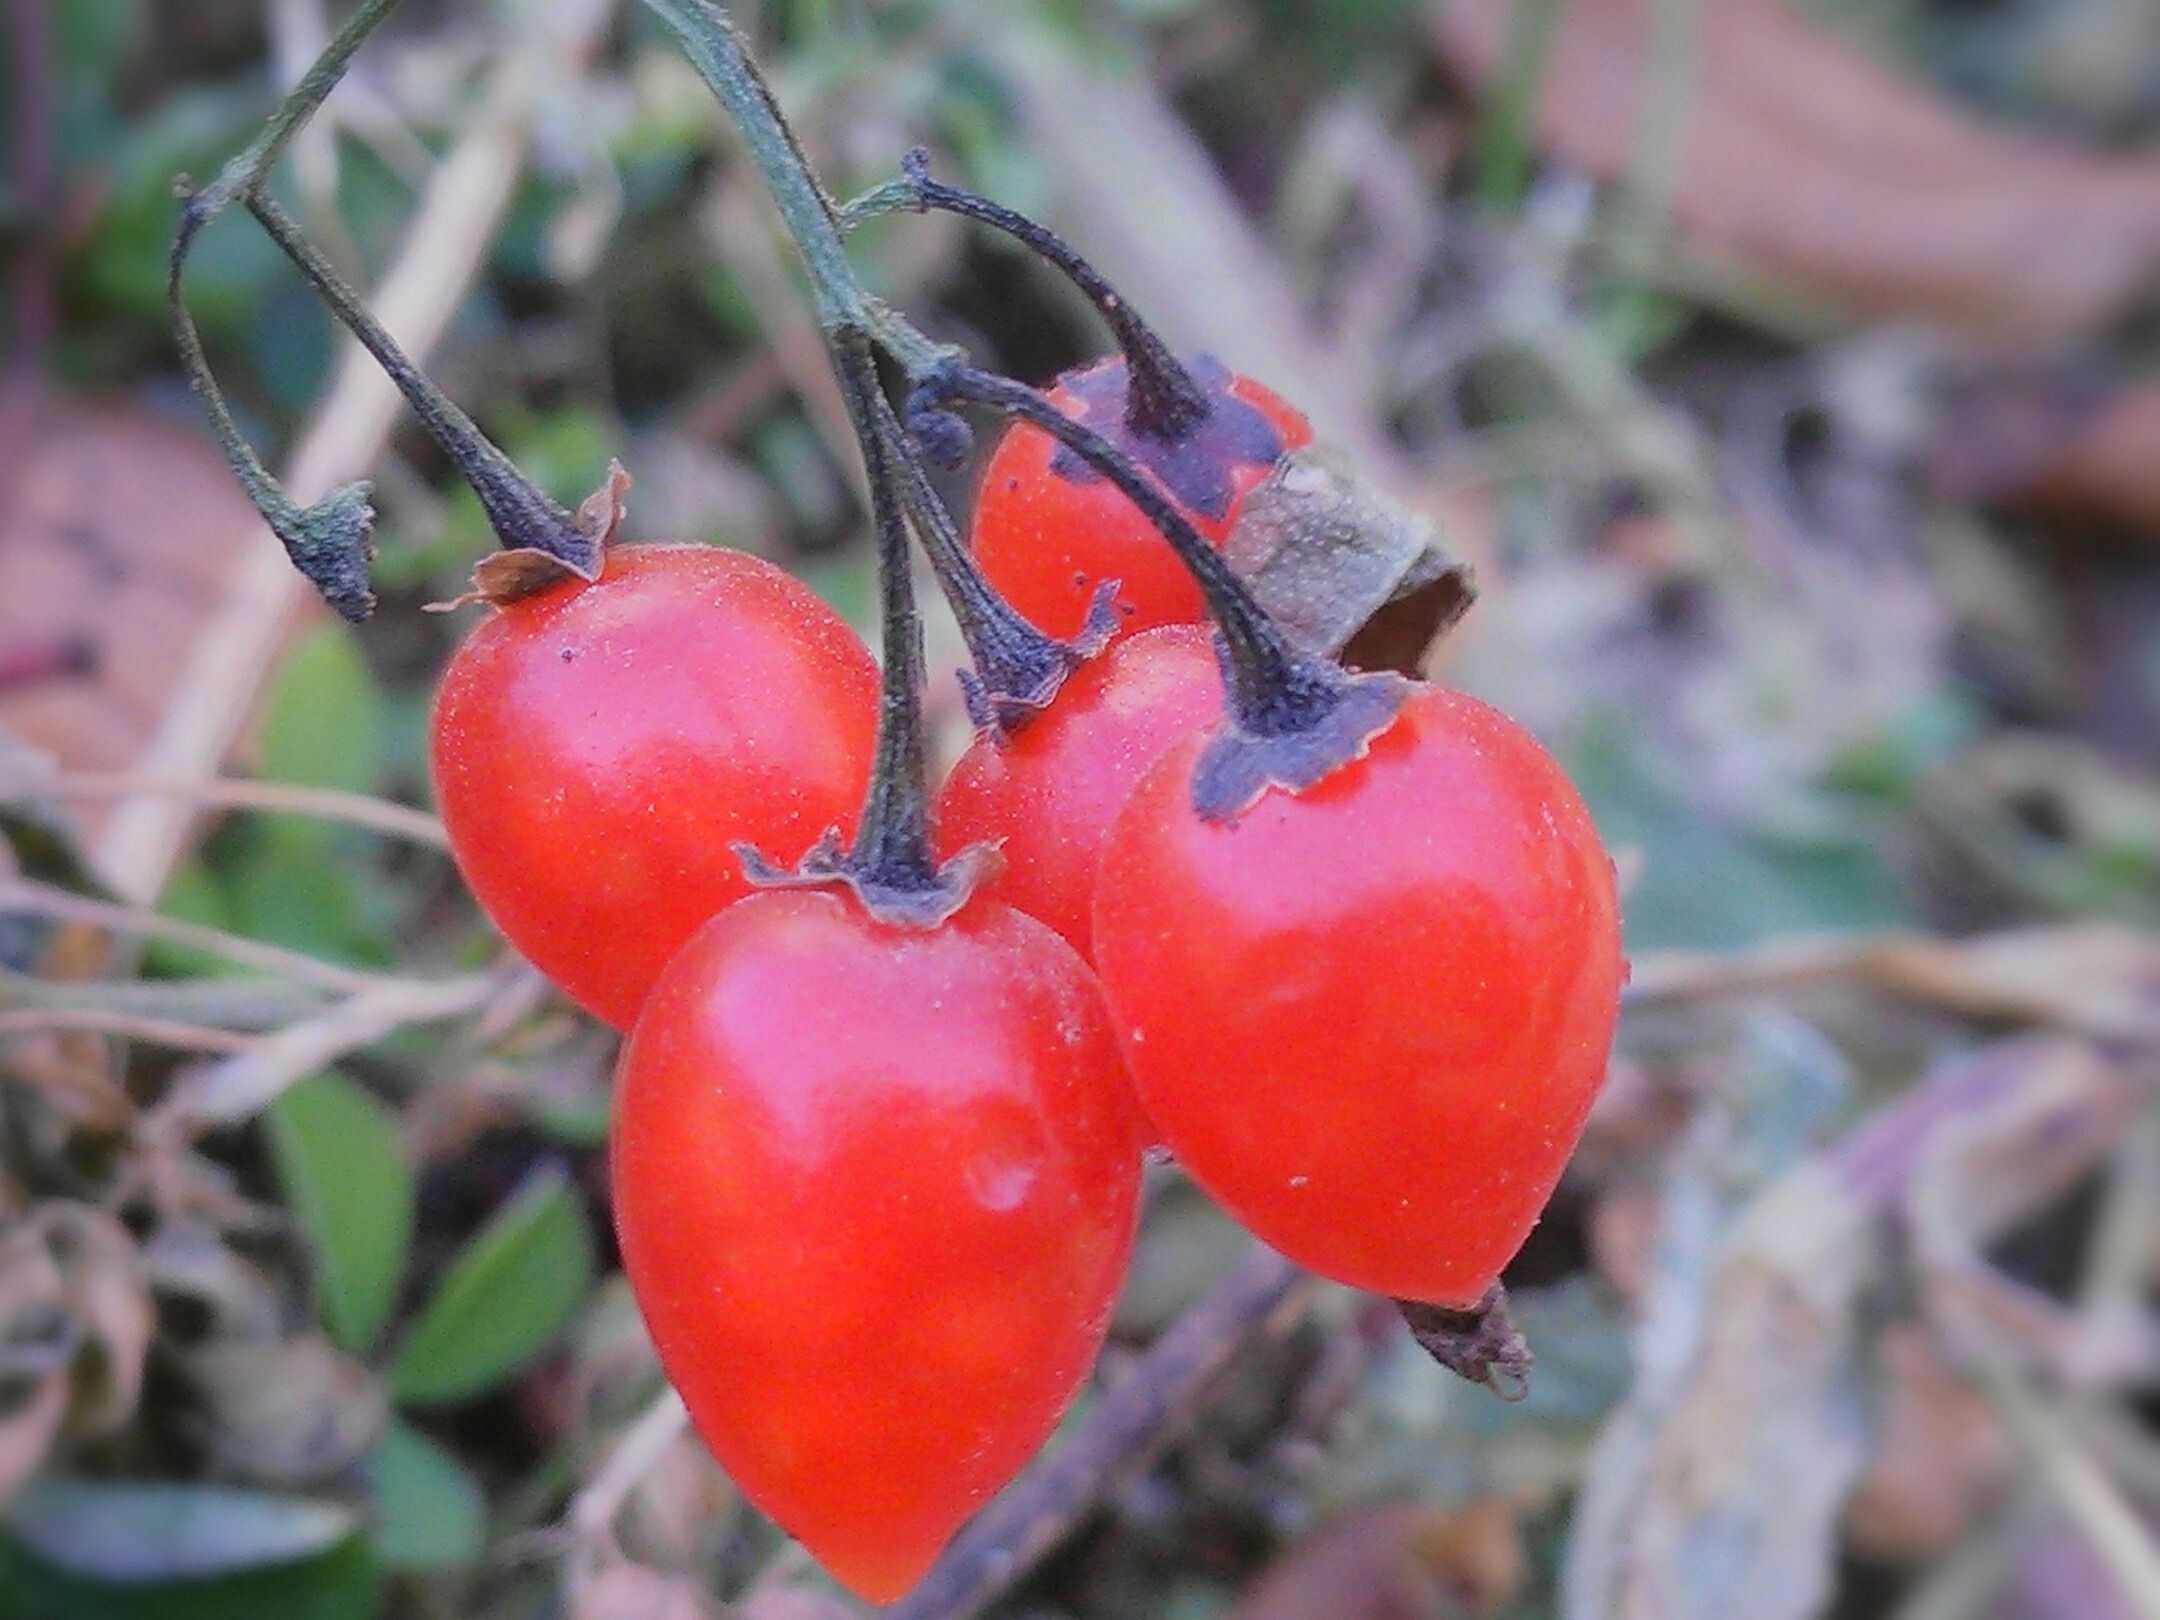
[429,349,1622,1602]
[173,5,1616,1605]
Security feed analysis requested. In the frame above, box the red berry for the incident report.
[935,624,1223,961]
[611,889,1141,1602]
[1091,687,1622,1306]
[429,544,878,1030]
[970,355,1311,641]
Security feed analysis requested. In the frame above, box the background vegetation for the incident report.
[3,0,2159,1616]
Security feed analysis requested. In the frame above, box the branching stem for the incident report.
[169,0,590,616]
[845,149,1208,440]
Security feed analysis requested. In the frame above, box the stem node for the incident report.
[909,361,1412,817]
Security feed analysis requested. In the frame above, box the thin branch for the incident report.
[1978,1359,2160,1620]
[568,1389,691,1545]
[0,1009,254,1052]
[1,772,447,846]
[0,877,386,994]
[149,971,498,1130]
[104,0,615,904]
[1625,925,2160,1042]
[0,967,332,1030]
[885,1246,1312,1620]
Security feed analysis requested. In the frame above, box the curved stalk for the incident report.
[908,363,1410,820]
[168,0,403,620]
[170,0,590,617]
[845,149,1208,440]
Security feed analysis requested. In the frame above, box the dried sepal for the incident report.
[1191,666,1412,822]
[428,461,629,613]
[1397,1283,1533,1401]
[958,580,1122,743]
[735,831,1004,931]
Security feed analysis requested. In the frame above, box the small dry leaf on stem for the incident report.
[1225,446,1475,675]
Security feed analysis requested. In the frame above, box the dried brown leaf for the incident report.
[0,1205,153,1499]
[1561,1038,2126,1620]
[180,1333,387,1486]
[1227,446,1475,674]
[571,1563,728,1620]
[1940,374,2160,538]
[1903,1040,2147,1374]
[1842,1324,2009,1564]
[0,399,268,842]
[1229,1502,1527,1620]
[0,1222,71,1506]
[38,1204,152,1440]
[1431,0,2160,346]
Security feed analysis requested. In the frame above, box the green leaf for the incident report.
[359,1421,485,1572]
[0,1531,378,1620]
[229,839,396,967]
[266,1074,415,1353]
[260,626,385,799]
[3,1481,354,1582]
[1564,717,1909,952]
[384,1165,595,1406]
[147,859,239,980]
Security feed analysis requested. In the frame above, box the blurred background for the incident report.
[3,0,2160,1616]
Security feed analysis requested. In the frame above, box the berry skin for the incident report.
[611,889,1141,1602]
[429,544,878,1031]
[970,355,1311,641]
[935,624,1224,962]
[1091,687,1623,1307]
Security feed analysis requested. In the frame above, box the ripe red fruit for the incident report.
[429,544,878,1030]
[970,355,1311,641]
[1091,686,1623,1307]
[611,889,1141,1602]
[934,624,1223,961]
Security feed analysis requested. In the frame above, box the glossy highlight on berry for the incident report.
[430,543,879,1030]
[612,889,1142,1602]
[1092,686,1624,1307]
[936,624,1225,961]
[971,355,1312,641]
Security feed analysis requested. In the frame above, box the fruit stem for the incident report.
[166,0,408,620]
[642,0,1107,742]
[638,0,861,338]
[169,0,594,610]
[738,335,992,923]
[837,337,940,893]
[910,363,1411,819]
[909,364,1321,732]
[844,150,1209,442]
[867,384,1114,737]
[245,193,593,573]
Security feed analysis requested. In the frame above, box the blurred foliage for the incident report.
[5,0,2160,1617]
